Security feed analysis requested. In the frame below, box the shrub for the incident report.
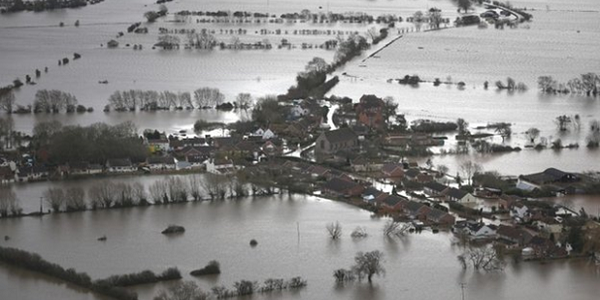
[190,261,221,276]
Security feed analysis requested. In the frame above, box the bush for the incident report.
[190,260,221,276]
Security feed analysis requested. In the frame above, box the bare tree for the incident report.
[131,181,147,205]
[201,173,227,200]
[154,281,210,300]
[526,127,540,144]
[0,88,15,113]
[494,123,512,142]
[167,177,188,202]
[457,0,472,13]
[382,220,410,238]
[235,93,252,110]
[44,187,65,212]
[149,179,169,204]
[114,182,135,207]
[460,160,482,186]
[333,268,356,283]
[351,226,368,238]
[65,187,86,211]
[0,187,20,217]
[457,246,505,272]
[89,182,116,209]
[326,221,343,240]
[457,118,469,135]
[354,250,385,283]
[437,164,449,176]
[427,8,443,29]
[188,175,203,201]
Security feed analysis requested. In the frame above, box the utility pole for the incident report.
[39,197,43,214]
[460,283,467,300]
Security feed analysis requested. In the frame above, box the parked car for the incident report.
[480,11,499,19]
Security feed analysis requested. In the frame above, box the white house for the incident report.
[106,158,136,173]
[262,129,276,140]
[510,203,530,222]
[205,158,235,174]
[444,188,478,205]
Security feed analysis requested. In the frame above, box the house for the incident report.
[106,158,136,173]
[380,195,409,211]
[315,127,358,156]
[510,203,530,222]
[381,163,404,179]
[321,177,365,198]
[423,181,448,197]
[146,156,176,170]
[426,209,456,226]
[444,188,478,205]
[205,158,235,174]
[261,128,276,140]
[68,161,103,176]
[516,168,579,191]
[355,94,385,129]
[146,132,170,153]
[181,146,213,165]
[497,225,534,246]
[362,187,389,205]
[404,168,421,181]
[261,139,283,156]
[17,165,49,182]
[403,200,431,220]
[289,105,310,119]
[534,217,563,235]
[453,221,497,240]
[384,133,441,148]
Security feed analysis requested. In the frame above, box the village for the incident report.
[1,91,599,266]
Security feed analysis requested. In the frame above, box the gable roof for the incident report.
[445,188,468,200]
[363,187,386,199]
[405,168,420,178]
[322,177,360,194]
[107,158,132,167]
[382,195,408,207]
[424,181,448,193]
[322,127,357,144]
[497,225,534,243]
[381,163,403,174]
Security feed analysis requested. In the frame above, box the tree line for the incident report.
[538,73,599,96]
[105,89,252,112]
[0,89,92,114]
[32,121,147,164]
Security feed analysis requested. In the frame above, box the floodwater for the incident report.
[1,0,600,298]
[2,195,600,300]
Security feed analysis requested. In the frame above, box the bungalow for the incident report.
[321,177,365,198]
[497,225,534,246]
[67,161,103,176]
[380,195,409,211]
[426,209,456,226]
[423,181,448,197]
[315,127,358,156]
[444,188,478,205]
[146,156,176,171]
[453,221,497,240]
[362,187,389,205]
[381,163,405,179]
[516,168,579,191]
[106,158,136,173]
[403,200,431,220]
[17,165,49,182]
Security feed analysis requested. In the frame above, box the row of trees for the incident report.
[154,276,307,300]
[0,89,91,114]
[538,73,599,96]
[32,121,147,164]
[106,89,252,111]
